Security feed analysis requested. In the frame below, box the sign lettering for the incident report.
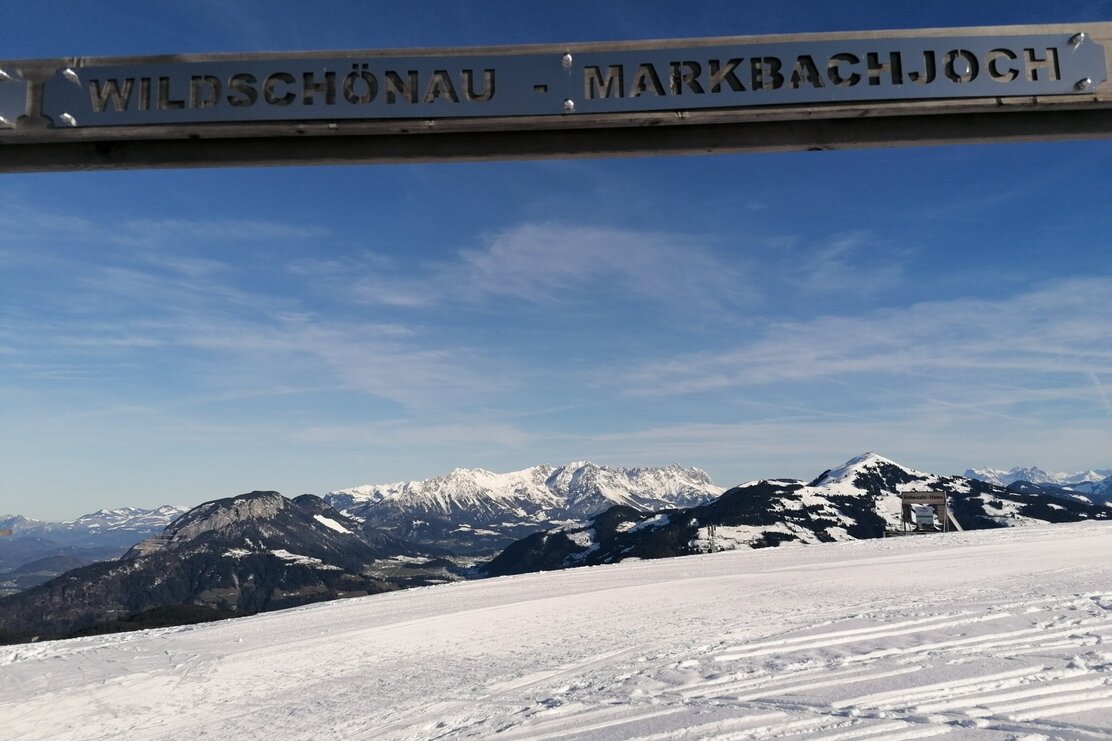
[22,32,1104,128]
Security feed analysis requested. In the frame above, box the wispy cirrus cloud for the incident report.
[0,202,327,249]
[622,277,1112,396]
[1089,371,1112,414]
[448,222,741,307]
[795,230,907,295]
[0,207,516,413]
[4,286,507,414]
[297,221,750,314]
[115,218,330,247]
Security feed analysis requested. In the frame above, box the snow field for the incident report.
[2,522,1112,739]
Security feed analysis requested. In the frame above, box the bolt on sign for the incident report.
[0,23,1109,170]
[13,32,1110,124]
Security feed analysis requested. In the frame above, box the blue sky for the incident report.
[2,2,1111,519]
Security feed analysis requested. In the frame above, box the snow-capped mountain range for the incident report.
[325,461,724,553]
[964,466,1112,490]
[4,453,1112,641]
[484,453,1112,576]
[0,505,187,542]
[0,505,189,595]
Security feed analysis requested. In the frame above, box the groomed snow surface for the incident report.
[4,523,1112,740]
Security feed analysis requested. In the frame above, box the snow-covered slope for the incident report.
[4,522,1112,740]
[1068,474,1112,499]
[325,462,723,554]
[751,452,1110,530]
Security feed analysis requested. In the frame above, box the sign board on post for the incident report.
[0,23,1110,170]
[900,492,950,532]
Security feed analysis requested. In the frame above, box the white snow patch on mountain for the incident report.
[312,515,352,534]
[565,529,594,548]
[270,549,341,570]
[625,512,671,533]
[5,522,1112,739]
[697,522,809,550]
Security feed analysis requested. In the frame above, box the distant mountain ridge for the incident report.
[325,461,723,554]
[0,492,430,641]
[0,505,189,595]
[0,505,187,543]
[964,466,1112,489]
[483,453,1112,576]
[5,454,1112,642]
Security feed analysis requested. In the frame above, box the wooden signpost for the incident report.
[899,491,962,533]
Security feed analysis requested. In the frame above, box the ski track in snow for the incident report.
[4,523,1112,739]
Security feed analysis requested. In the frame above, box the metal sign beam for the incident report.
[1,22,1110,172]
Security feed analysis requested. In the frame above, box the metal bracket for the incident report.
[0,68,28,128]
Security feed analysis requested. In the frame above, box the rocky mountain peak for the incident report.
[0,514,40,532]
[0,491,417,641]
[161,491,287,544]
